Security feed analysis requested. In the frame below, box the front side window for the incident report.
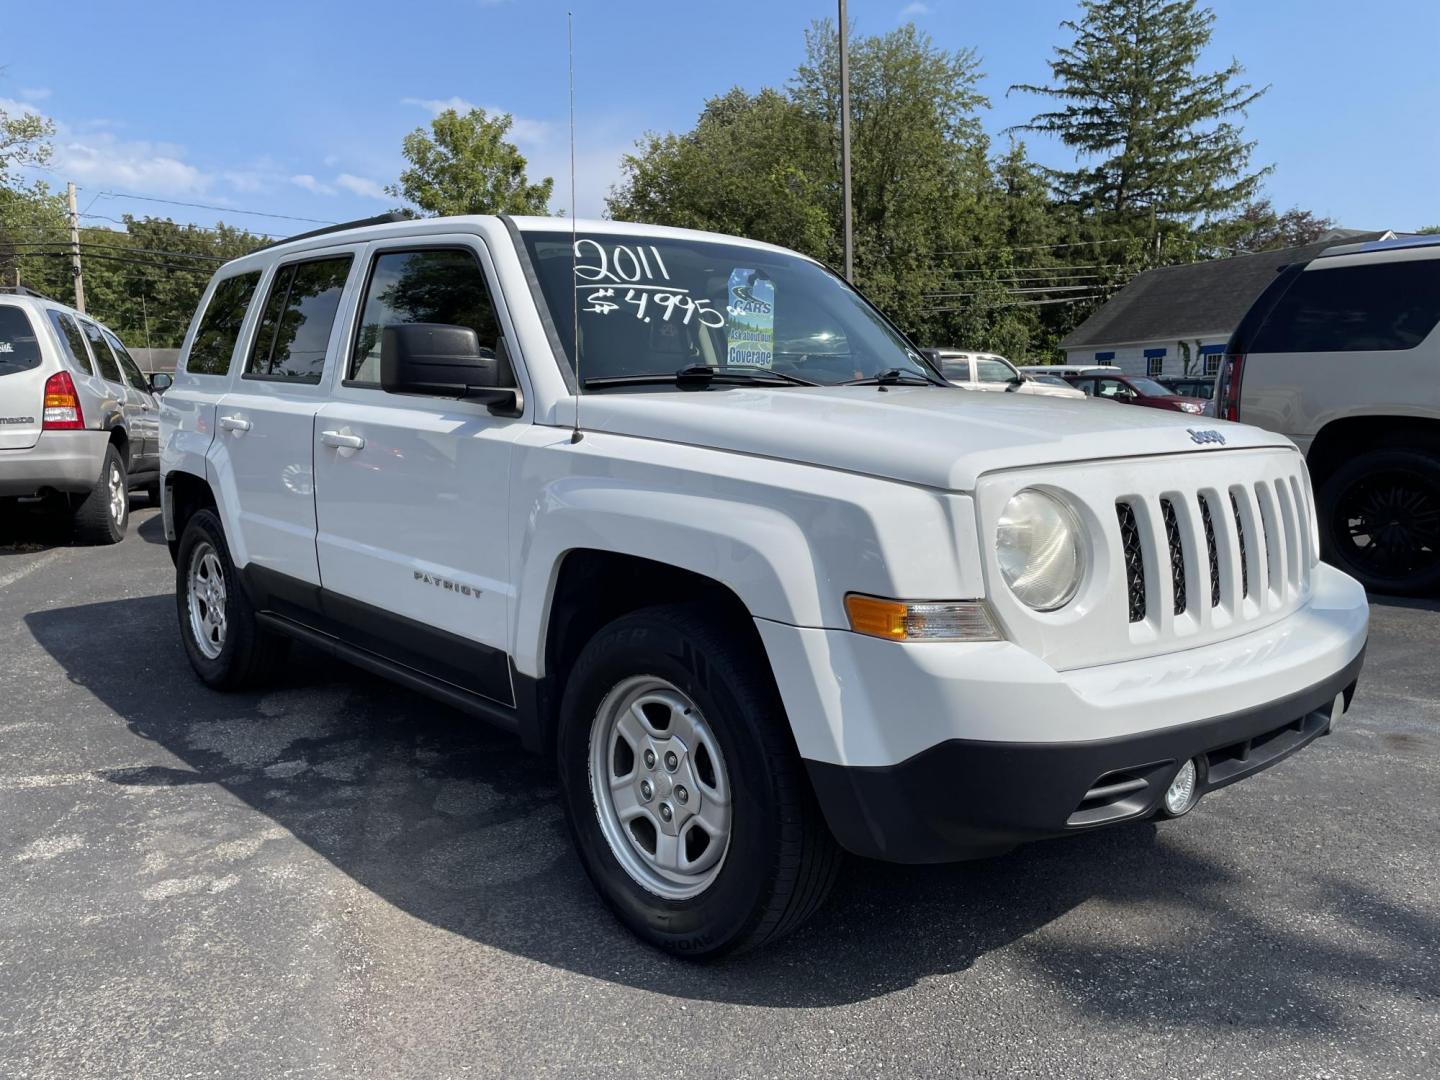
[975,358,1017,384]
[520,230,930,387]
[246,255,352,382]
[105,329,150,393]
[47,311,94,376]
[187,271,261,376]
[81,320,123,382]
[1251,258,1440,353]
[349,249,500,383]
[0,306,41,377]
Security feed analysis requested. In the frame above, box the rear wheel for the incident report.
[1318,447,1440,595]
[557,604,841,959]
[71,444,128,545]
[175,509,289,689]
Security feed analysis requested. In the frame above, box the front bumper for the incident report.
[757,562,1368,863]
[806,647,1361,862]
[0,430,108,496]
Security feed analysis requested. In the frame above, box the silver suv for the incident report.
[0,287,164,543]
[1217,235,1440,595]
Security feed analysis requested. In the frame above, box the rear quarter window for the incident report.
[0,306,42,376]
[186,271,262,376]
[1250,258,1440,353]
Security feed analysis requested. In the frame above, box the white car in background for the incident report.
[929,349,1086,399]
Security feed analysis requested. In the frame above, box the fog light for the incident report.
[1163,758,1199,816]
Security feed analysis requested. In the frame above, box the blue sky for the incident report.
[3,0,1436,239]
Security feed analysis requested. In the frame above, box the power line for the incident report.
[8,241,228,263]
[17,249,215,275]
[93,190,337,225]
[934,238,1133,257]
[923,284,1104,300]
[923,293,1106,313]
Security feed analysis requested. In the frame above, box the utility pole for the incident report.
[66,181,85,313]
[838,0,855,283]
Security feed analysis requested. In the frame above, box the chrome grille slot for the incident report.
[1230,490,1250,599]
[1116,501,1146,623]
[1160,498,1187,615]
[1199,493,1221,609]
[1274,478,1302,592]
[1254,482,1284,598]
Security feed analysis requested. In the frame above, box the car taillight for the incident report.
[42,370,85,430]
[1217,353,1244,421]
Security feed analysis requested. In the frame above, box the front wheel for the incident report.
[1318,447,1440,595]
[557,605,840,958]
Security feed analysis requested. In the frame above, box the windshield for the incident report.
[1130,376,1174,396]
[1032,374,1068,386]
[520,231,931,387]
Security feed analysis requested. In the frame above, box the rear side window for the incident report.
[349,248,500,383]
[187,271,261,376]
[1251,258,1440,353]
[0,306,42,376]
[81,320,123,382]
[246,255,352,382]
[47,311,95,375]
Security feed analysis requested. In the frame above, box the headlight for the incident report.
[996,489,1085,610]
[1179,402,1204,414]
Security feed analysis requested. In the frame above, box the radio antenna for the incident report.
[568,10,583,444]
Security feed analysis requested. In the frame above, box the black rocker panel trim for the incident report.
[241,563,516,710]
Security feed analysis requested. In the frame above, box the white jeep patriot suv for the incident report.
[160,214,1369,957]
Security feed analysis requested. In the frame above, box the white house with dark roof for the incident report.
[1060,231,1396,378]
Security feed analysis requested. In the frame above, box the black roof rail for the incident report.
[259,211,413,250]
[0,284,59,303]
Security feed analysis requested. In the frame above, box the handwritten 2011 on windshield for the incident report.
[574,240,725,329]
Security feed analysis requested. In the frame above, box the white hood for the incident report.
[576,385,1293,491]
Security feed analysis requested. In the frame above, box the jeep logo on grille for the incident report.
[1187,428,1226,446]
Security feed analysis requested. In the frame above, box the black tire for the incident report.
[71,443,128,545]
[175,509,289,689]
[1318,447,1440,596]
[557,604,841,959]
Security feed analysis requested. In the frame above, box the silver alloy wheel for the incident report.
[187,541,228,660]
[107,462,126,524]
[588,675,732,900]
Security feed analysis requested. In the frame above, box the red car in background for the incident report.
[1060,372,1211,415]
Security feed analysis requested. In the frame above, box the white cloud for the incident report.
[20,87,52,102]
[0,96,42,118]
[61,133,207,194]
[401,96,553,145]
[290,173,336,195]
[335,173,386,199]
[899,1,933,16]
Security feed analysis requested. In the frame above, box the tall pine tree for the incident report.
[1011,0,1269,236]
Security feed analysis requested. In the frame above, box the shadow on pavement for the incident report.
[24,594,1440,1018]
[1,497,163,554]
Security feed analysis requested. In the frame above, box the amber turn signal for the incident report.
[844,594,1001,642]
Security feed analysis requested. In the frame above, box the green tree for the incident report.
[1011,0,1269,234]
[0,101,54,188]
[387,107,553,217]
[1215,199,1335,253]
[607,88,834,259]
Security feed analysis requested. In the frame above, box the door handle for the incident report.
[219,414,251,432]
[320,430,365,450]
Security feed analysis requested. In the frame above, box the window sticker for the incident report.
[725,269,775,369]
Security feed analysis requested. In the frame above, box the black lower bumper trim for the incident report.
[806,646,1365,864]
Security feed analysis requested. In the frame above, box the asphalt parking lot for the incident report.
[1,504,1437,1079]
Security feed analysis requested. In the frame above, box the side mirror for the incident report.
[1005,375,1025,392]
[380,323,521,415]
[149,371,173,394]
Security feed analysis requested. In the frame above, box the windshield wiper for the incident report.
[842,367,938,388]
[583,364,821,390]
